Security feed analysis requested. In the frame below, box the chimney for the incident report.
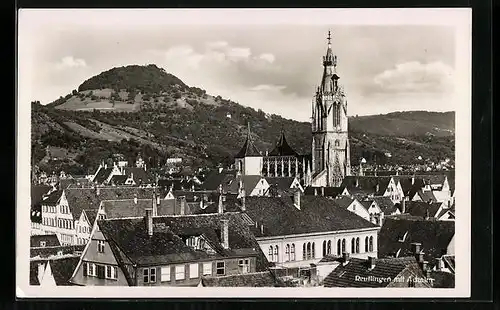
[309,263,318,283]
[342,252,350,265]
[221,219,229,249]
[368,256,376,270]
[401,198,406,213]
[241,195,246,212]
[156,194,161,207]
[96,186,100,196]
[425,208,430,220]
[260,224,264,235]
[411,242,421,255]
[375,183,380,194]
[180,196,186,215]
[145,208,153,236]
[152,192,158,216]
[355,178,359,187]
[421,260,428,271]
[218,167,223,174]
[416,252,425,263]
[37,263,45,284]
[314,188,318,196]
[425,269,432,279]
[218,193,224,214]
[411,175,415,185]
[321,187,325,196]
[293,190,301,210]
[134,194,138,204]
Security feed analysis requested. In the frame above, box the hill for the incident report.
[31,64,455,176]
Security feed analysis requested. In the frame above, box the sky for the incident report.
[18,9,470,121]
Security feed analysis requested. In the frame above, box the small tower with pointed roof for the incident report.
[234,123,263,176]
[311,30,351,187]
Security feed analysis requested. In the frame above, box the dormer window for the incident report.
[40,241,46,247]
[398,231,408,242]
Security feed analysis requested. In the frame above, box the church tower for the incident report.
[310,31,351,187]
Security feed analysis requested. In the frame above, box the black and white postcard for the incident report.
[17,8,472,298]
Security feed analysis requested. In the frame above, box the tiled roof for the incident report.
[83,209,98,226]
[244,196,378,238]
[41,189,63,205]
[359,199,373,210]
[372,196,397,214]
[98,213,268,270]
[333,196,355,209]
[393,176,426,197]
[64,187,158,219]
[94,168,113,184]
[171,190,219,203]
[101,199,154,219]
[324,256,427,287]
[30,245,85,259]
[31,185,51,208]
[194,195,243,215]
[378,218,455,267]
[268,131,299,157]
[123,167,153,185]
[265,177,295,190]
[413,190,438,203]
[235,131,261,158]
[109,175,128,185]
[430,270,455,288]
[201,169,237,191]
[405,201,442,218]
[47,256,81,286]
[341,176,392,197]
[227,175,263,194]
[31,234,61,248]
[318,254,341,263]
[442,255,455,274]
[303,186,342,198]
[201,271,278,287]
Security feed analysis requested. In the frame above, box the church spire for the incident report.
[235,122,261,158]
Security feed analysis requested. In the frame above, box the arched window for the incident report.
[274,245,279,262]
[365,236,369,252]
[356,237,360,253]
[322,240,327,257]
[303,243,307,260]
[351,238,355,253]
[327,240,332,254]
[285,244,290,262]
[312,242,316,259]
[306,242,311,260]
[291,244,296,261]
[337,240,341,255]
[342,239,346,254]
[369,236,374,252]
[268,246,273,262]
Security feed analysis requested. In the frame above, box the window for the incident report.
[369,236,374,252]
[322,240,327,257]
[291,244,296,261]
[268,246,274,262]
[97,240,105,253]
[143,267,156,283]
[327,240,332,255]
[84,262,97,277]
[161,266,171,282]
[216,261,225,275]
[365,236,369,252]
[143,268,149,283]
[106,265,118,280]
[306,242,311,260]
[175,265,185,280]
[342,239,346,254]
[312,242,315,259]
[351,238,355,253]
[337,240,341,255]
[189,263,199,278]
[285,244,290,262]
[40,241,46,247]
[202,263,212,276]
[238,259,250,274]
[302,243,306,260]
[274,245,279,262]
[356,237,360,253]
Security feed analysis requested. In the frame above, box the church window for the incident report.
[285,244,290,262]
[274,245,279,262]
[365,237,369,252]
[351,238,355,253]
[312,242,316,259]
[322,240,327,257]
[337,240,341,255]
[342,239,346,254]
[268,246,273,262]
[303,243,307,260]
[327,240,332,255]
[369,236,374,252]
[355,237,360,253]
[291,244,296,261]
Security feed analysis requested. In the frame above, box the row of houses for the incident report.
[29,181,455,288]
